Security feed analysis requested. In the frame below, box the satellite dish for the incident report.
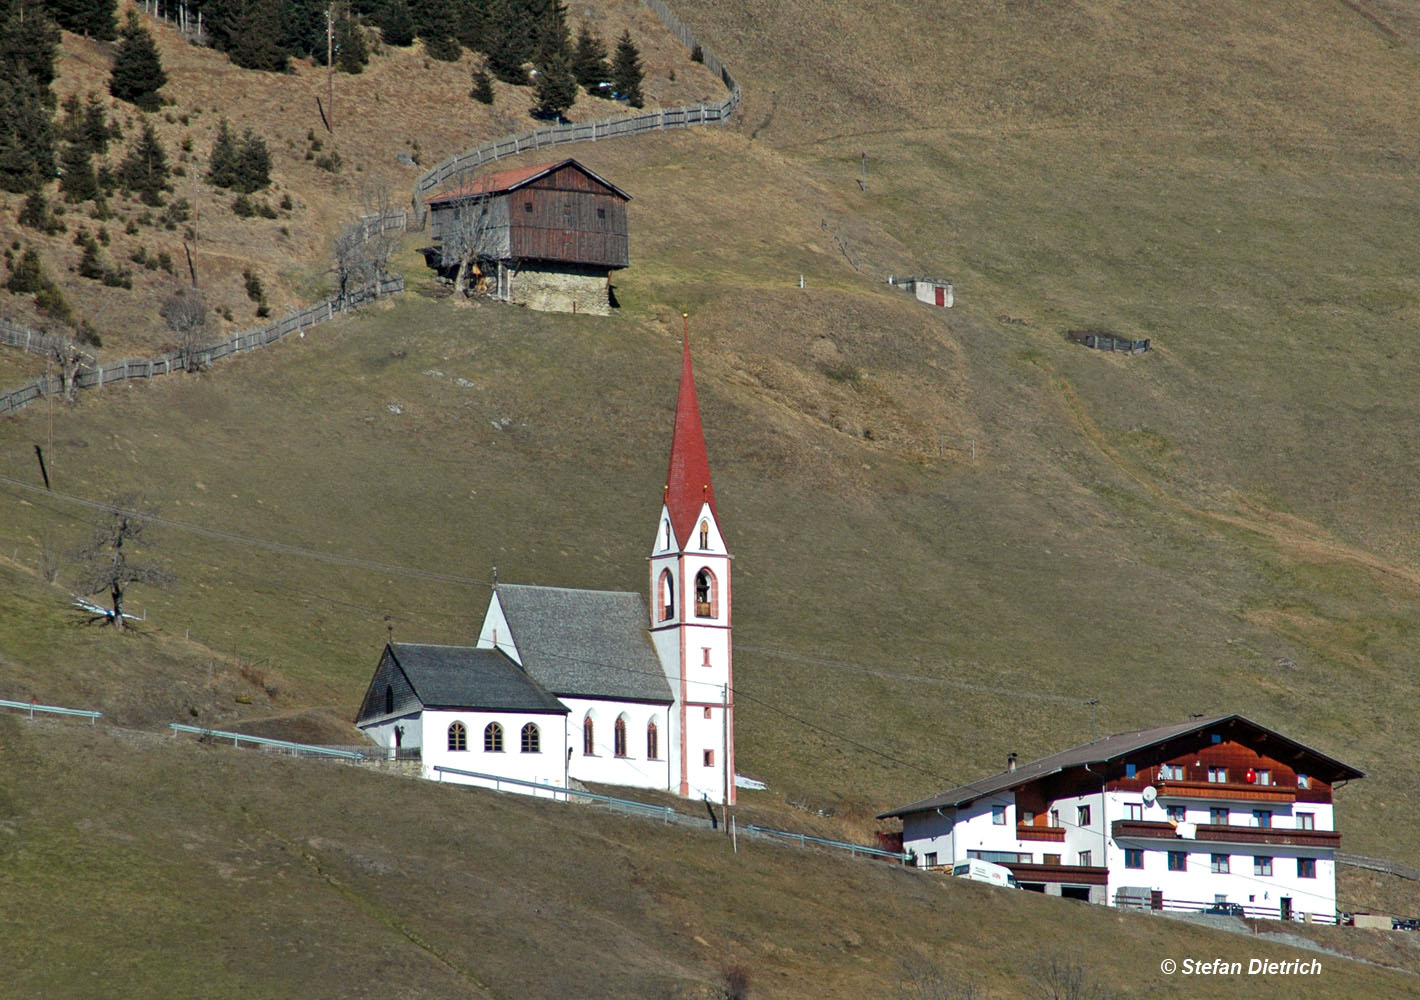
[1142,785,1158,804]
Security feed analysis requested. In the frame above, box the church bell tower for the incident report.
[649,319,735,804]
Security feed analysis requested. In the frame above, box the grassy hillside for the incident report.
[4,0,1420,991]
[5,715,1420,999]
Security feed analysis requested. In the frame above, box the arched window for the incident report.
[695,569,717,618]
[583,714,595,756]
[521,723,540,753]
[614,715,628,758]
[699,520,709,549]
[646,720,659,760]
[484,722,504,752]
[384,685,394,715]
[447,721,467,752]
[659,569,675,621]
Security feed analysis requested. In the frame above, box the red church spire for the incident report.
[664,314,717,548]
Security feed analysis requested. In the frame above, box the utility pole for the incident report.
[326,5,335,127]
[1086,699,1100,741]
[722,682,730,833]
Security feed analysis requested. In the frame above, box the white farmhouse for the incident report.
[355,335,737,803]
[879,715,1363,922]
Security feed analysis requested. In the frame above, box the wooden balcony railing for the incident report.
[1157,780,1296,803]
[1017,824,1066,842]
[1112,819,1341,850]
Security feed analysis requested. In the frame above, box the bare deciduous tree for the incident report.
[1030,953,1112,1000]
[159,285,208,372]
[333,183,401,301]
[896,957,981,1000]
[439,191,494,298]
[74,497,175,632]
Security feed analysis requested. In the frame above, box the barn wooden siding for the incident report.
[510,173,628,268]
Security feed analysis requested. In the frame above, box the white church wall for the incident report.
[423,708,567,797]
[565,697,673,792]
[359,713,422,751]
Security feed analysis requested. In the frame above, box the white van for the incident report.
[951,859,1020,889]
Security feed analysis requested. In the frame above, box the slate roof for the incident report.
[663,333,718,548]
[878,714,1365,819]
[387,643,567,714]
[496,584,672,703]
[424,158,632,205]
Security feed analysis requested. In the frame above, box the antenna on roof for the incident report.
[1085,699,1100,741]
[384,614,393,646]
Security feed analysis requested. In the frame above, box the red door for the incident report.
[934,286,946,307]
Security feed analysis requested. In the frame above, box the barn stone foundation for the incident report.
[506,263,612,316]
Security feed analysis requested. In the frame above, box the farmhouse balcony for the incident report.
[1005,862,1108,886]
[1156,780,1296,804]
[1111,820,1341,850]
[1017,824,1066,843]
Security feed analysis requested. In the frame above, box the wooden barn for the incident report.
[422,159,630,315]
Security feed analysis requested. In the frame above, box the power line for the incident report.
[0,473,490,590]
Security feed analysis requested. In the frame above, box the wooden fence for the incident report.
[0,317,80,362]
[0,275,403,416]
[412,0,741,222]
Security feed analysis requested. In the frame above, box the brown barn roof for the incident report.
[877,714,1364,819]
[425,158,631,205]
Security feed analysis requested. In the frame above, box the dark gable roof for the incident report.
[386,643,567,714]
[878,714,1365,819]
[425,158,632,206]
[496,584,672,703]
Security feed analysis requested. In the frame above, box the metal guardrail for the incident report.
[1338,852,1420,883]
[0,698,101,724]
[168,723,365,760]
[742,823,910,863]
[433,765,677,821]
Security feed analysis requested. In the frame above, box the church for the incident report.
[354,333,736,804]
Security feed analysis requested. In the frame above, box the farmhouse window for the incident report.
[521,723,540,753]
[1166,806,1186,823]
[597,207,606,220]
[1210,807,1229,826]
[1297,773,1311,789]
[1078,850,1092,867]
[1208,766,1228,784]
[1125,803,1143,821]
[1297,858,1316,878]
[524,201,533,212]
[448,721,468,752]
[1210,854,1230,874]
[484,722,504,753]
[1160,763,1184,780]
[992,805,1007,825]
[1255,769,1272,786]
[1254,856,1273,876]
[1253,810,1272,828]
[1125,849,1144,869]
[1076,805,1091,828]
[1167,851,1187,872]
[1296,812,1315,831]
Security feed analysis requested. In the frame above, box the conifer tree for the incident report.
[529,0,569,68]
[532,46,576,120]
[109,10,166,111]
[207,118,239,189]
[81,91,115,155]
[234,129,271,192]
[470,66,494,105]
[1,0,61,90]
[612,30,643,108]
[376,0,415,46]
[118,120,169,205]
[485,0,534,83]
[42,0,117,39]
[572,22,608,91]
[222,0,289,72]
[334,5,369,73]
[59,140,98,202]
[0,72,57,193]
